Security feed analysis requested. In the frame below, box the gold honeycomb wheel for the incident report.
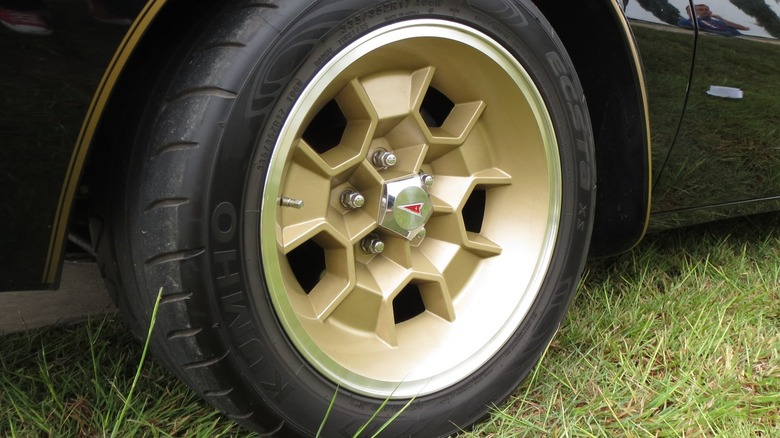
[262,20,564,398]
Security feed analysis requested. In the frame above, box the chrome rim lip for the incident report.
[260,20,562,398]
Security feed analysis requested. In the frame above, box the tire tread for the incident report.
[144,249,206,267]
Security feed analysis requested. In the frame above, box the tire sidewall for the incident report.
[199,0,594,435]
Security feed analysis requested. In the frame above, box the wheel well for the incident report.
[532,0,651,257]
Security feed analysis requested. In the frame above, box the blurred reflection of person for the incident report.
[0,0,141,36]
[0,0,50,35]
[678,3,751,36]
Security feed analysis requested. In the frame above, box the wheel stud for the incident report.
[361,234,385,254]
[372,148,397,169]
[420,172,434,187]
[340,189,365,210]
[280,197,304,209]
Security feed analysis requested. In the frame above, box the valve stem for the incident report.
[280,197,304,209]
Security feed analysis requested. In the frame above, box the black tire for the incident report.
[105,0,595,435]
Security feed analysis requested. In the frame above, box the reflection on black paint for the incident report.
[629,25,694,186]
[729,0,780,38]
[628,0,780,230]
[653,32,780,214]
[628,0,685,24]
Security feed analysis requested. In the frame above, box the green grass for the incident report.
[0,310,242,436]
[469,213,780,437]
[2,214,779,436]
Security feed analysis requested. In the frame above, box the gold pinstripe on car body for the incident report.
[43,0,168,284]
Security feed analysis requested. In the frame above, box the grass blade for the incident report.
[110,287,163,437]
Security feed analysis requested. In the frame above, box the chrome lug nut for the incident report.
[340,189,365,210]
[372,149,397,169]
[361,235,385,254]
[420,172,434,187]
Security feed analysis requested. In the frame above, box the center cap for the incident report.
[378,176,433,240]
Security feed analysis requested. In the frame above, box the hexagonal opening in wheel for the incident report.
[286,239,326,294]
[419,86,454,128]
[392,283,426,324]
[462,188,487,233]
[302,99,347,154]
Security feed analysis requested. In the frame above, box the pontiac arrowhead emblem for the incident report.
[399,203,424,216]
[393,186,432,231]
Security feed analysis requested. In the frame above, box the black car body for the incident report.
[1,0,778,435]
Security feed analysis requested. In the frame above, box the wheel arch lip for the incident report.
[595,0,653,255]
[42,0,169,285]
[532,0,653,257]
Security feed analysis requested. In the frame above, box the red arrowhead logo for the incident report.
[399,203,424,216]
